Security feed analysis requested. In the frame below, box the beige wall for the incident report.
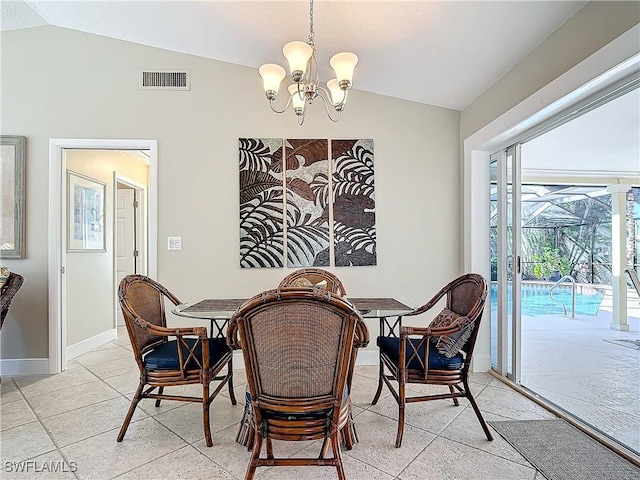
[3,2,637,366]
[0,26,461,361]
[461,1,640,141]
[65,150,148,347]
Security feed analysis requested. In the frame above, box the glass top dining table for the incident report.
[172,297,414,338]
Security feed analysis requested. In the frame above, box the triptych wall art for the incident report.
[239,138,376,268]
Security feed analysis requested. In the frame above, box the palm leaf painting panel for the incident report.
[332,139,377,267]
[239,138,284,268]
[284,138,331,268]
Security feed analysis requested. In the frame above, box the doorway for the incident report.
[48,139,158,374]
[115,174,148,326]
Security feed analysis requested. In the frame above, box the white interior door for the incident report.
[116,187,136,325]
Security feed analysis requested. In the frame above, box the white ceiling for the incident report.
[2,0,587,110]
[2,0,638,176]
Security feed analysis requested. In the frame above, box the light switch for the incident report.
[168,236,182,251]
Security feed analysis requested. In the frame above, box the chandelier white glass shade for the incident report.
[258,0,358,125]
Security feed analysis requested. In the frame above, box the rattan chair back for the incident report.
[119,275,178,361]
[235,270,368,452]
[442,274,487,356]
[229,287,359,479]
[278,268,347,296]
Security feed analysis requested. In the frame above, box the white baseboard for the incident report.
[67,329,117,360]
[232,349,379,371]
[355,349,378,366]
[472,354,492,373]
[0,358,49,376]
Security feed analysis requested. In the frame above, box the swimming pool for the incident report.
[490,282,605,316]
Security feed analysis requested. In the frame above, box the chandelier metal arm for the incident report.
[268,95,293,114]
[308,48,320,86]
[314,88,344,122]
[318,84,348,108]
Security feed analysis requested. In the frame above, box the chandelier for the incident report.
[258,0,358,125]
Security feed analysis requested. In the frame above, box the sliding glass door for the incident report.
[490,145,522,382]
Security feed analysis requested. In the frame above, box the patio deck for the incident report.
[519,288,640,456]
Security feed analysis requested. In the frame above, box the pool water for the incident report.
[490,283,605,316]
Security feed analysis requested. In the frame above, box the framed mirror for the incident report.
[1,136,26,259]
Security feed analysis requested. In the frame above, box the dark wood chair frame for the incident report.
[236,268,369,451]
[279,268,368,447]
[228,287,359,480]
[1,272,24,383]
[372,273,494,447]
[278,267,347,296]
[1,272,23,331]
[117,274,236,447]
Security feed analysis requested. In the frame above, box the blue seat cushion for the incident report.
[144,337,229,370]
[377,336,463,371]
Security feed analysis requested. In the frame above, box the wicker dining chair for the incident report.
[282,268,368,448]
[117,274,235,447]
[1,272,23,332]
[372,273,493,447]
[278,267,347,295]
[235,268,368,450]
[227,287,359,480]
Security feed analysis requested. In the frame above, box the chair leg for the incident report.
[395,378,406,448]
[372,358,384,405]
[246,422,255,450]
[320,437,331,458]
[342,422,354,450]
[203,383,213,447]
[265,438,274,459]
[227,359,237,405]
[449,385,460,406]
[331,433,347,480]
[463,378,493,441]
[235,394,254,448]
[155,386,164,407]
[341,407,358,450]
[117,381,144,442]
[245,428,262,480]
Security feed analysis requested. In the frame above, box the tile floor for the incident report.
[0,326,612,480]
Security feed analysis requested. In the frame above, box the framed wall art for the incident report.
[239,138,285,267]
[67,171,106,252]
[238,137,376,268]
[0,136,26,259]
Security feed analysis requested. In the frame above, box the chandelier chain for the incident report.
[308,0,315,44]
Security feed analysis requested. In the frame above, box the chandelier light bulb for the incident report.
[288,84,306,116]
[326,79,345,107]
[283,41,313,82]
[259,64,286,99]
[330,52,358,88]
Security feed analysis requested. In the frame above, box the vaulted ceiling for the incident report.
[2,1,638,175]
[2,0,587,110]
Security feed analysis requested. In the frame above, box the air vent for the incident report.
[139,70,190,90]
